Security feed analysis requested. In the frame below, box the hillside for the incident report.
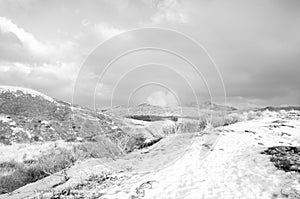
[0,86,125,145]
[260,106,300,112]
[102,103,181,118]
[198,101,237,111]
[0,86,160,194]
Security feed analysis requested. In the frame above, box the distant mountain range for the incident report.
[201,101,237,111]
[260,106,300,112]
[187,101,237,111]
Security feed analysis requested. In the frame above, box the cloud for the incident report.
[0,16,81,102]
[94,23,125,40]
[0,17,48,56]
[0,1,299,107]
[0,16,124,105]
[0,16,78,63]
[147,91,179,107]
[74,22,125,50]
[144,0,188,25]
[0,61,78,102]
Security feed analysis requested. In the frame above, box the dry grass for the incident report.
[0,147,79,194]
[206,112,244,127]
[159,119,207,136]
[0,140,122,194]
[159,112,244,135]
[176,120,207,134]
[245,111,262,120]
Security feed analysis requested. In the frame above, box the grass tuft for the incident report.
[0,141,121,194]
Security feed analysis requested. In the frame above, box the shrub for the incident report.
[124,135,146,153]
[206,113,243,127]
[0,161,40,194]
[154,118,208,136]
[177,122,199,133]
[0,147,84,194]
[34,148,80,174]
[162,125,176,135]
[76,139,121,158]
[0,138,127,194]
[249,111,262,120]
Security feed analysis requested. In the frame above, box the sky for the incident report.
[0,0,299,108]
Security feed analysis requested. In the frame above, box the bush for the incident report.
[76,138,121,158]
[0,147,84,194]
[206,113,243,127]
[177,121,201,133]
[162,125,176,135]
[0,139,126,194]
[34,148,80,174]
[158,118,208,135]
[0,161,43,194]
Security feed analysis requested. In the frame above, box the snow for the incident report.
[9,121,16,126]
[111,125,119,130]
[0,85,57,103]
[9,126,32,139]
[41,120,50,125]
[97,111,300,199]
[0,114,11,123]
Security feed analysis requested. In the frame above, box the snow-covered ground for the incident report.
[1,110,300,199]
[0,114,11,123]
[99,110,300,199]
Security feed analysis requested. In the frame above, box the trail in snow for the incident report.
[100,111,300,199]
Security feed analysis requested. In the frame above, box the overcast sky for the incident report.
[0,0,299,108]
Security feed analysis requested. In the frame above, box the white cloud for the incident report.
[74,22,125,51]
[0,16,78,63]
[147,90,179,107]
[149,0,189,24]
[93,23,124,40]
[0,61,78,101]
[95,82,112,97]
[0,17,50,57]
[0,62,31,74]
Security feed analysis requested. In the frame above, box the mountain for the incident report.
[0,86,125,145]
[191,101,237,111]
[103,103,181,118]
[260,106,300,112]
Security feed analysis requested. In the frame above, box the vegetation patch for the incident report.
[0,141,122,194]
[46,171,123,199]
[127,115,178,122]
[0,148,77,194]
[261,106,300,112]
[261,146,300,172]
